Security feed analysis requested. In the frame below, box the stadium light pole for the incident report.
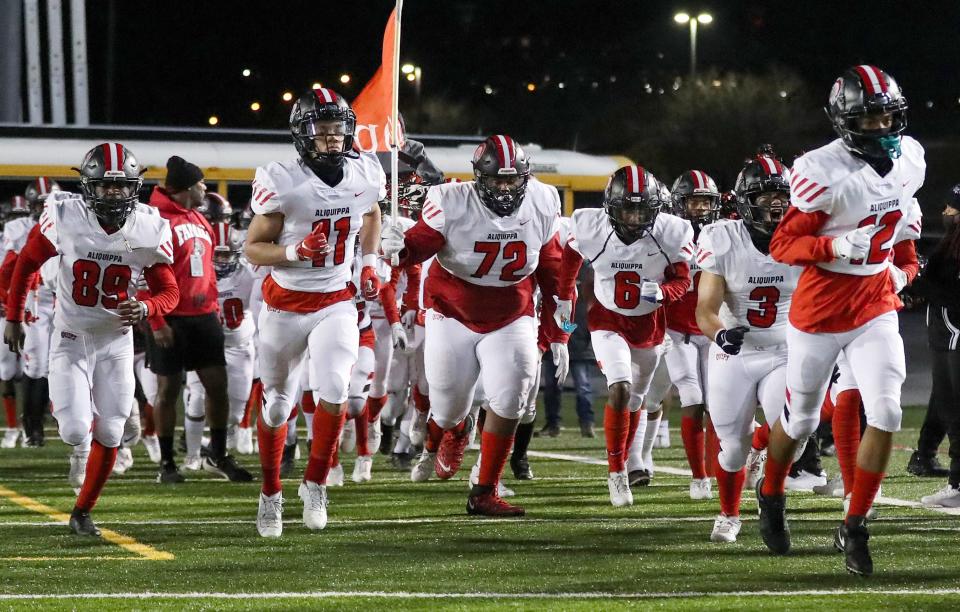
[674,12,713,78]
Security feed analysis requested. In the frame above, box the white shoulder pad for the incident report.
[900,136,926,191]
[420,184,447,232]
[251,162,292,215]
[899,198,923,241]
[656,213,695,263]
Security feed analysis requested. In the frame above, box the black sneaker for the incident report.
[533,423,560,438]
[379,424,394,455]
[629,469,651,487]
[280,443,297,478]
[69,509,101,537]
[23,434,45,448]
[580,422,596,438]
[157,460,185,484]
[205,454,254,482]
[510,454,534,480]
[390,451,413,470]
[756,478,791,554]
[841,516,873,576]
[907,451,950,477]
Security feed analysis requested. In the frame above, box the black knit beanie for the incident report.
[165,155,204,191]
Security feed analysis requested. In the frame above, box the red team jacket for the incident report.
[148,187,219,326]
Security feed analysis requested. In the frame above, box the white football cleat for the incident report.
[257,491,283,538]
[1,428,19,449]
[326,463,345,487]
[654,420,671,448]
[235,427,254,455]
[843,489,880,520]
[607,470,634,507]
[111,447,134,475]
[183,453,203,472]
[689,477,712,500]
[141,434,162,463]
[69,449,88,494]
[298,481,328,530]
[744,447,766,489]
[921,484,960,508]
[410,450,436,482]
[812,476,845,497]
[339,419,356,454]
[352,456,373,483]
[409,410,428,447]
[710,514,742,543]
[785,469,827,492]
[366,419,382,455]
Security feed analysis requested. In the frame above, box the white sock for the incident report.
[285,413,298,446]
[642,411,663,471]
[627,409,647,471]
[185,415,205,458]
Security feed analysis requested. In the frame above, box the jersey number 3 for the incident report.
[471,241,527,282]
[747,286,780,328]
[72,260,132,309]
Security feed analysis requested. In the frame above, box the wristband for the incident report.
[285,244,299,262]
[362,253,377,268]
[140,301,149,319]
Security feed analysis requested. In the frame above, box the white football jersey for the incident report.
[368,215,415,318]
[3,217,35,254]
[217,262,256,347]
[698,219,801,347]
[421,178,561,287]
[250,153,386,294]
[789,137,924,276]
[38,192,173,334]
[567,208,695,317]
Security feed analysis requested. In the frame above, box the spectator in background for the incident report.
[539,263,596,438]
[909,185,960,506]
[147,156,251,484]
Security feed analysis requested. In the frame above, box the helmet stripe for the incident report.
[493,135,513,168]
[855,65,886,95]
[115,143,125,171]
[691,170,704,190]
[315,87,335,103]
[627,165,644,194]
[102,143,115,172]
[38,177,48,194]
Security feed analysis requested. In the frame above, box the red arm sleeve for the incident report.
[769,207,836,266]
[142,264,180,329]
[660,261,691,305]
[5,232,56,322]
[535,233,569,346]
[556,241,584,300]
[402,263,422,312]
[378,267,402,325]
[398,219,445,266]
[892,239,919,284]
[0,250,19,299]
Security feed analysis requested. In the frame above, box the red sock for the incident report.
[75,440,118,512]
[257,419,287,496]
[142,402,156,436]
[705,419,720,478]
[847,467,884,520]
[626,410,642,451]
[760,453,791,497]
[365,395,386,423]
[751,422,770,451]
[331,443,340,467]
[3,396,16,428]
[288,404,300,421]
[820,392,835,422]
[477,430,514,487]
[300,391,316,415]
[604,405,630,473]
[716,467,746,517]
[425,418,444,452]
[833,390,862,496]
[304,410,346,484]
[680,415,706,479]
[241,381,262,428]
[355,407,370,456]
[412,387,430,414]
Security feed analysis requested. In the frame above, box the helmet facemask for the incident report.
[680,194,720,233]
[81,174,142,227]
[290,90,358,172]
[746,190,788,236]
[607,195,660,244]
[213,246,240,280]
[475,170,529,217]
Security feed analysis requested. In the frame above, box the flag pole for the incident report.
[389,0,402,264]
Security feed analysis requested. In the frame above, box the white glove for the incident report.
[553,296,576,332]
[401,309,417,328]
[550,342,570,385]
[888,262,908,293]
[380,223,406,258]
[832,224,876,261]
[391,322,408,352]
[641,280,663,303]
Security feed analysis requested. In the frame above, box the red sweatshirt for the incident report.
[148,187,219,322]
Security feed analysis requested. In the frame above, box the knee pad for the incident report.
[59,422,93,447]
[628,390,645,412]
[347,396,366,418]
[92,417,126,448]
[316,372,349,406]
[431,410,467,430]
[383,391,407,422]
[718,434,752,473]
[122,402,142,447]
[261,397,292,429]
[485,396,523,422]
[520,405,537,425]
[780,403,820,442]
[865,396,901,433]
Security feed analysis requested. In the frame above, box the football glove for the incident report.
[887,262,908,293]
[553,296,577,333]
[551,342,570,384]
[714,326,749,356]
[391,322,408,352]
[832,224,876,261]
[380,223,406,258]
[641,280,663,303]
[361,266,381,300]
[290,224,332,263]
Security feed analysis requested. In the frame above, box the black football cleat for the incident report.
[204,454,254,482]
[629,469,651,487]
[834,523,846,553]
[157,460,185,484]
[510,454,534,480]
[906,451,949,477]
[69,509,101,537]
[756,478,791,555]
[841,516,873,576]
[279,443,297,478]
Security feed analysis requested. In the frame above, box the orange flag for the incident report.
[353,8,403,153]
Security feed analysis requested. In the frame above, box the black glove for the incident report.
[715,326,749,355]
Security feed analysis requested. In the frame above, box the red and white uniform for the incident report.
[663,248,710,408]
[563,208,694,408]
[0,217,34,380]
[770,136,924,437]
[251,154,384,425]
[397,178,565,426]
[21,253,57,379]
[6,192,176,448]
[698,219,801,471]
[347,251,377,418]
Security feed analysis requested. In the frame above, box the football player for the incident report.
[554,165,694,507]
[764,66,923,575]
[0,196,31,446]
[245,87,383,537]
[3,143,179,536]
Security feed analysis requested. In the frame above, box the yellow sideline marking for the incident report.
[0,485,174,561]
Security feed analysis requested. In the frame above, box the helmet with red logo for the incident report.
[290,87,357,171]
[603,165,665,243]
[826,65,908,160]
[24,177,60,218]
[75,142,144,227]
[212,222,243,279]
[472,135,531,217]
[734,153,790,237]
[8,195,30,218]
[670,170,721,233]
[198,192,233,224]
